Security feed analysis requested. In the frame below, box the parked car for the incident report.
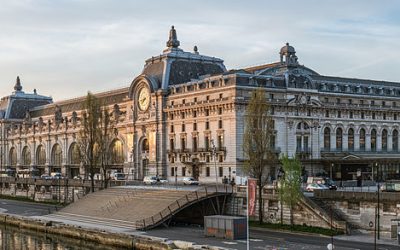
[306,183,328,192]
[41,174,52,180]
[158,178,168,184]
[73,175,82,180]
[183,177,199,185]
[323,179,338,190]
[50,172,63,179]
[112,172,126,181]
[143,176,157,185]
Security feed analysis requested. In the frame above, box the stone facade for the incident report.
[1,27,400,183]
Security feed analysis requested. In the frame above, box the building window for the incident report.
[206,167,210,177]
[350,111,353,119]
[219,93,223,99]
[360,128,366,150]
[382,129,388,151]
[371,100,375,106]
[336,128,343,150]
[348,128,354,151]
[69,143,80,165]
[171,167,175,176]
[324,97,328,103]
[170,114,174,120]
[182,99,185,104]
[110,140,124,164]
[336,98,340,104]
[170,125,174,133]
[359,100,364,105]
[394,114,398,120]
[193,137,198,152]
[372,113,376,119]
[393,130,398,151]
[324,127,331,150]
[307,109,311,116]
[52,144,62,167]
[206,155,210,162]
[181,138,186,151]
[193,122,197,131]
[182,167,186,176]
[371,129,377,151]
[171,101,174,106]
[181,124,185,132]
[218,155,224,162]
[205,109,209,116]
[218,166,223,177]
[194,97,197,103]
[393,102,397,107]
[217,135,224,149]
[181,112,185,119]
[205,136,211,150]
[22,146,31,166]
[296,136,302,151]
[36,145,46,165]
[269,93,274,100]
[382,101,386,106]
[383,113,386,120]
[170,139,174,151]
[218,120,223,129]
[206,95,210,101]
[361,112,365,119]
[348,99,352,104]
[193,111,197,118]
[325,110,329,118]
[205,121,210,130]
[337,111,341,118]
[218,108,222,115]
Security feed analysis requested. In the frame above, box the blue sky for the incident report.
[0,0,399,100]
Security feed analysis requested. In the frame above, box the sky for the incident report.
[0,0,399,101]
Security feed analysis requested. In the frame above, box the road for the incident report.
[0,199,61,216]
[147,226,398,250]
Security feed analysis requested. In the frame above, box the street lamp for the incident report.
[376,162,380,240]
[211,139,218,187]
[130,147,134,181]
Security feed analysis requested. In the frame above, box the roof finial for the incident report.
[166,25,180,49]
[193,45,199,54]
[14,76,22,92]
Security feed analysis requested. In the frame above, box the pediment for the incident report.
[342,154,361,160]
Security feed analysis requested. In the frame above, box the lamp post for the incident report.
[211,139,218,187]
[130,147,134,181]
[376,162,380,240]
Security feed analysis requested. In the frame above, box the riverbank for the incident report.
[0,213,223,250]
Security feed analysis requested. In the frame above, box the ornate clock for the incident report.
[137,87,150,111]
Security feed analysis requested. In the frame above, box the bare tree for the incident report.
[78,92,101,192]
[243,88,277,224]
[279,155,302,226]
[97,106,113,188]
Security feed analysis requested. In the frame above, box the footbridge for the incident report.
[45,185,232,231]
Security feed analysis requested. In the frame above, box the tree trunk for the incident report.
[258,177,263,224]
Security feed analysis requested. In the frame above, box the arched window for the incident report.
[382,129,388,151]
[36,145,46,165]
[69,143,80,165]
[22,146,31,166]
[359,128,366,150]
[296,122,310,151]
[393,129,398,151]
[9,147,17,166]
[142,138,149,152]
[371,129,377,151]
[110,139,124,164]
[348,128,354,151]
[51,144,62,166]
[336,128,343,150]
[324,127,331,150]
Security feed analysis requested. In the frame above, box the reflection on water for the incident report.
[0,224,129,250]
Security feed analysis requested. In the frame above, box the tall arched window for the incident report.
[110,139,124,164]
[393,129,398,151]
[359,128,366,150]
[348,128,354,151]
[22,146,31,166]
[336,128,343,150]
[324,127,331,150]
[36,145,46,165]
[51,144,62,166]
[382,129,388,151]
[9,147,17,166]
[296,122,310,151]
[69,143,80,165]
[371,129,377,151]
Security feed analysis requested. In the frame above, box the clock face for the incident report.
[138,87,150,111]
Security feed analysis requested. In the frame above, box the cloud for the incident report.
[0,0,399,100]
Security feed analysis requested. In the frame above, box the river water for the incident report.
[0,224,129,250]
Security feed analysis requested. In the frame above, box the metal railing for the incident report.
[135,185,232,230]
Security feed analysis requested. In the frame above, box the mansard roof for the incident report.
[29,87,129,118]
[0,77,52,120]
[136,26,226,90]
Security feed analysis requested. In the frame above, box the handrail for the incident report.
[135,185,232,230]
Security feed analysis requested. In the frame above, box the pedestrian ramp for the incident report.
[47,186,232,230]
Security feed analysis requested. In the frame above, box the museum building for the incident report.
[0,26,399,183]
